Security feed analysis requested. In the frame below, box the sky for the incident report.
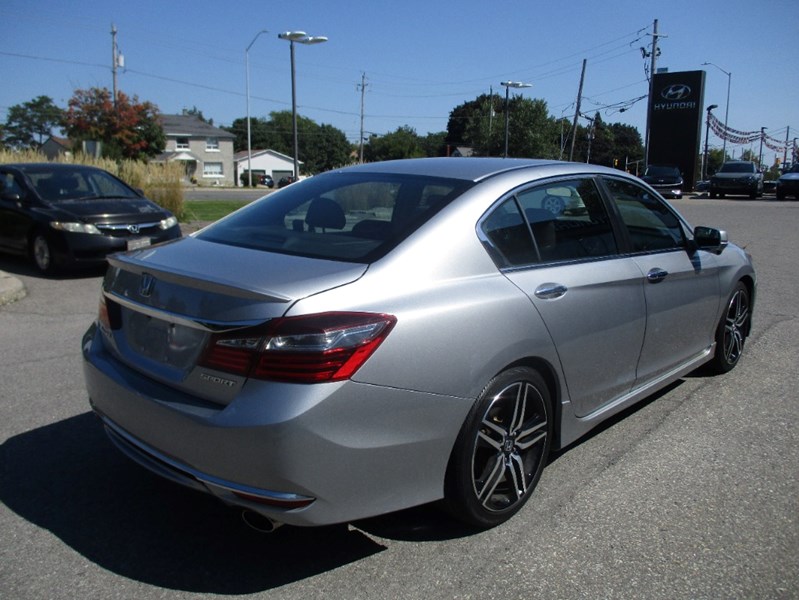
[3,0,798,162]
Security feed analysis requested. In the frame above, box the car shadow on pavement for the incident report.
[0,412,387,594]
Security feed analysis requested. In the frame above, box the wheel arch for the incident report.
[497,355,564,449]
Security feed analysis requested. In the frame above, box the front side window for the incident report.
[203,162,224,177]
[175,137,190,150]
[602,177,685,252]
[0,172,24,198]
[197,172,472,262]
[206,137,219,151]
[480,177,618,267]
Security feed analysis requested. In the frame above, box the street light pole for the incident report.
[279,31,328,179]
[703,104,718,180]
[758,127,766,169]
[702,62,731,161]
[245,29,268,188]
[500,81,532,158]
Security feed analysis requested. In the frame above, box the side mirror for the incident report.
[1,192,21,203]
[693,226,728,254]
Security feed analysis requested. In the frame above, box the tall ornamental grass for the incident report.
[0,149,184,218]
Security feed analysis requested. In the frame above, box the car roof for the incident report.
[330,157,623,183]
[0,162,108,173]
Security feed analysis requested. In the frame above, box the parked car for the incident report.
[82,158,755,531]
[776,163,799,200]
[0,163,181,274]
[278,175,298,188]
[640,164,683,199]
[709,161,764,199]
[259,174,275,188]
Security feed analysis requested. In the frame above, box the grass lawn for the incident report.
[182,200,249,222]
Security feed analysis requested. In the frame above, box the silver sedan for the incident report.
[82,158,755,530]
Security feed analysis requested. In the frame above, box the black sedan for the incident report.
[0,163,181,273]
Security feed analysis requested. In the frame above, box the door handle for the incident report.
[646,268,668,283]
[534,283,568,299]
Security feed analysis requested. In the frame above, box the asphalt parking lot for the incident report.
[0,196,797,599]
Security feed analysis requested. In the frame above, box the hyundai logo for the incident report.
[661,84,692,101]
[127,224,140,234]
[139,273,156,297]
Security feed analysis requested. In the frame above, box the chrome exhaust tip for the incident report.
[241,510,283,533]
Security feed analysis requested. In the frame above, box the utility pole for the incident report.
[643,19,665,168]
[488,85,494,153]
[568,59,587,162]
[111,23,124,110]
[358,73,368,163]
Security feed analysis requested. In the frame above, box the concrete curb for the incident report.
[0,271,26,306]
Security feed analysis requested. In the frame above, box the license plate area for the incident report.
[122,310,207,370]
[127,237,152,251]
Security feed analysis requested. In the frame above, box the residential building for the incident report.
[233,149,300,187]
[158,114,236,185]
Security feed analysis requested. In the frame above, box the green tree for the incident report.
[420,131,448,157]
[705,148,726,177]
[608,123,644,169]
[447,94,560,158]
[226,111,350,174]
[62,87,165,160]
[364,126,425,162]
[3,95,64,149]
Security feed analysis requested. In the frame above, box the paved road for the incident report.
[0,198,797,599]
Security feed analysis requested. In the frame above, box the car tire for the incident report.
[31,232,58,275]
[709,190,717,199]
[444,366,552,529]
[708,282,750,374]
[776,190,785,200]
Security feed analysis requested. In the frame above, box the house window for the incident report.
[206,137,219,151]
[176,137,190,150]
[203,162,224,178]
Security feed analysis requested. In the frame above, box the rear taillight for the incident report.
[97,295,121,331]
[199,312,396,383]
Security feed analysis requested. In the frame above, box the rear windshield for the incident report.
[196,171,474,262]
[645,165,679,177]
[719,162,755,174]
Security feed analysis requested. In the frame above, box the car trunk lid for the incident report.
[99,236,368,404]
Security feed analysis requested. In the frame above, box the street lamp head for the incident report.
[707,104,718,111]
[279,31,307,41]
[299,35,328,45]
[500,81,532,89]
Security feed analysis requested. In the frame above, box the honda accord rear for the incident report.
[82,158,754,529]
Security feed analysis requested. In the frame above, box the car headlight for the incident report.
[50,221,101,235]
[159,216,179,230]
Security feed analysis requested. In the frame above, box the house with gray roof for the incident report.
[158,114,236,185]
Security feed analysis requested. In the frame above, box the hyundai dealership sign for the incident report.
[647,70,706,188]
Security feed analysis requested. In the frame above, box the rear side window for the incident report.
[197,172,472,262]
[602,178,686,252]
[480,178,618,267]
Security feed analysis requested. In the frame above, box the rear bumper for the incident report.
[81,325,468,526]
